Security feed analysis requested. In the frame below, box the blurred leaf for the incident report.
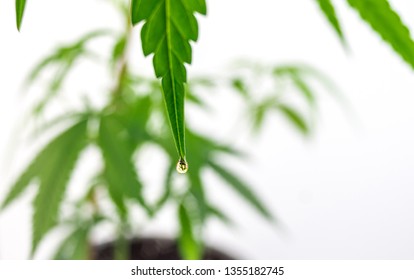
[1,159,39,211]
[190,77,216,88]
[208,161,273,220]
[131,0,207,160]
[253,105,267,132]
[16,0,26,31]
[274,64,340,98]
[25,30,112,104]
[347,0,414,69]
[291,74,316,106]
[231,78,249,99]
[186,130,244,164]
[31,111,94,138]
[273,63,343,109]
[252,98,276,133]
[114,94,153,143]
[178,203,202,260]
[153,163,175,213]
[53,227,90,260]
[277,104,310,135]
[111,35,127,68]
[98,116,150,218]
[1,119,86,211]
[207,204,233,225]
[31,120,88,254]
[315,0,346,44]
[187,169,207,222]
[185,84,207,108]
[186,91,205,107]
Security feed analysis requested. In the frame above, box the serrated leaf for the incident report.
[53,227,90,260]
[208,161,273,220]
[1,160,39,211]
[131,0,206,160]
[315,0,346,44]
[178,203,202,260]
[16,0,26,31]
[277,104,310,135]
[347,0,414,69]
[98,116,149,218]
[32,120,88,254]
[1,120,87,211]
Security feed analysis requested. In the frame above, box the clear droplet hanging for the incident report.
[176,157,188,174]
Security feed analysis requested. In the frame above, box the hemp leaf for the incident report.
[131,0,207,163]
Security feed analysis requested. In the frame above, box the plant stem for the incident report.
[112,6,133,98]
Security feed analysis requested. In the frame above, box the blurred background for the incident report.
[1,0,414,259]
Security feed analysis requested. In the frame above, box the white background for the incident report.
[1,0,414,259]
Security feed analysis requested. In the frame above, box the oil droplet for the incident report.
[176,158,188,174]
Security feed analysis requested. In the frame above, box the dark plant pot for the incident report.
[93,237,234,260]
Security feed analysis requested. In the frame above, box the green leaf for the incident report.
[273,64,316,99]
[32,120,88,254]
[131,0,207,160]
[208,161,273,220]
[178,203,202,260]
[185,84,208,109]
[252,99,274,133]
[186,130,244,164]
[291,74,316,106]
[111,35,127,67]
[347,0,414,69]
[187,168,207,222]
[98,116,150,218]
[315,0,346,44]
[207,204,233,225]
[231,78,249,99]
[273,63,340,99]
[153,163,175,213]
[1,120,91,254]
[53,227,90,260]
[16,0,26,31]
[1,121,87,212]
[277,104,310,135]
[25,30,111,88]
[1,160,39,211]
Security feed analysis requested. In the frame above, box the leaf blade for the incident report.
[208,161,273,220]
[178,203,202,260]
[1,161,38,211]
[32,120,88,254]
[347,0,414,69]
[131,0,206,160]
[315,0,346,44]
[277,104,310,135]
[16,0,26,31]
[98,116,149,218]
[53,227,90,260]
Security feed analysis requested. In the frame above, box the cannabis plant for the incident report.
[3,0,414,259]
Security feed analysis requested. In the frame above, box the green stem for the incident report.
[112,7,133,99]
